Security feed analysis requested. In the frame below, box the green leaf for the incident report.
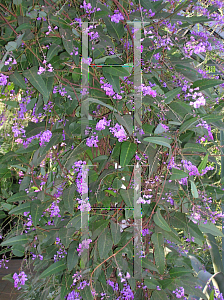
[183,143,207,153]
[114,113,133,135]
[12,245,25,257]
[23,67,49,103]
[198,154,209,173]
[142,258,159,273]
[151,233,165,274]
[79,285,94,300]
[169,267,193,278]
[47,44,62,62]
[170,168,188,180]
[59,28,73,56]
[103,66,130,77]
[143,137,172,148]
[62,184,76,214]
[151,290,168,299]
[9,202,30,215]
[59,227,74,248]
[31,200,45,226]
[66,212,81,230]
[0,211,6,219]
[98,229,113,260]
[1,234,29,246]
[164,87,182,104]
[103,16,124,40]
[192,79,223,90]
[91,219,110,241]
[153,209,171,232]
[190,180,199,198]
[110,220,121,245]
[85,98,118,112]
[179,117,198,134]
[144,277,160,289]
[39,260,66,279]
[9,71,27,90]
[120,142,137,167]
[67,241,79,271]
[198,221,224,237]
[120,189,133,208]
[102,71,120,93]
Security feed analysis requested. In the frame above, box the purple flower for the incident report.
[172,287,186,299]
[110,12,125,23]
[39,130,52,147]
[0,74,8,86]
[109,123,127,142]
[86,135,99,147]
[13,272,28,290]
[77,238,92,256]
[37,66,45,75]
[96,117,111,131]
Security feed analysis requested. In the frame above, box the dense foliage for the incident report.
[1,0,224,299]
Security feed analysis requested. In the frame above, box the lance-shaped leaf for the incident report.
[120,189,134,207]
[169,267,193,278]
[114,113,133,135]
[80,285,94,300]
[39,260,66,279]
[103,70,120,93]
[103,16,124,40]
[59,28,73,56]
[102,66,130,77]
[23,67,49,103]
[164,87,182,104]
[62,184,76,215]
[120,142,137,167]
[142,257,159,273]
[143,137,173,148]
[198,153,209,173]
[47,44,62,62]
[31,199,44,226]
[170,169,188,180]
[9,70,27,90]
[151,232,165,274]
[153,209,171,232]
[151,290,169,300]
[190,180,199,198]
[110,220,121,245]
[97,229,113,260]
[198,221,224,237]
[9,202,30,215]
[12,245,25,257]
[59,227,74,248]
[1,234,29,246]
[6,191,29,203]
[192,79,223,90]
[179,117,198,134]
[67,241,79,271]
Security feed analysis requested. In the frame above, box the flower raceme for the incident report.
[13,272,28,290]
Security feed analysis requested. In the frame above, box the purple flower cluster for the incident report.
[100,77,123,99]
[109,10,125,23]
[80,0,100,14]
[96,117,111,131]
[77,238,92,256]
[77,197,91,212]
[196,120,213,142]
[0,74,8,86]
[53,85,72,100]
[46,201,61,217]
[137,83,157,97]
[86,135,99,147]
[13,272,28,290]
[54,246,67,262]
[39,130,52,147]
[37,63,53,75]
[172,287,187,299]
[109,123,127,142]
